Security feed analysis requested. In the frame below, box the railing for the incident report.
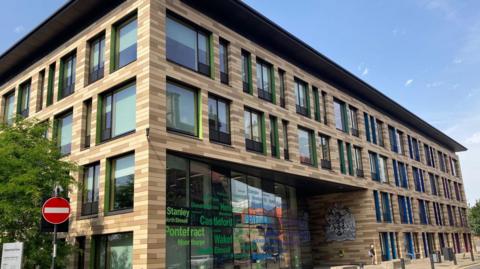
[371,172,379,181]
[89,66,104,84]
[209,129,231,145]
[243,81,250,93]
[220,72,229,84]
[356,169,364,178]
[351,128,359,137]
[258,88,272,102]
[20,108,29,118]
[198,62,210,76]
[245,139,263,153]
[296,105,308,116]
[321,159,332,170]
[284,149,290,160]
[84,134,91,149]
[280,97,286,108]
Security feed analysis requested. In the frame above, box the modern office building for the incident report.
[0,0,473,268]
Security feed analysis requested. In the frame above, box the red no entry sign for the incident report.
[42,197,71,225]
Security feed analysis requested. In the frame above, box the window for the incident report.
[59,52,76,99]
[94,233,133,269]
[397,130,405,155]
[353,146,363,177]
[377,120,384,146]
[166,14,210,76]
[82,163,100,215]
[88,34,105,83]
[398,196,413,224]
[166,81,198,136]
[208,95,230,144]
[348,106,359,136]
[408,136,421,161]
[82,99,92,149]
[418,200,428,225]
[36,70,45,112]
[298,127,316,165]
[319,134,331,169]
[219,38,229,84]
[338,140,346,174]
[321,91,328,124]
[100,82,136,141]
[429,173,438,196]
[46,63,55,106]
[241,50,252,93]
[55,110,73,156]
[369,152,380,181]
[18,80,31,118]
[413,167,425,193]
[279,69,286,108]
[165,154,313,269]
[398,162,409,189]
[113,15,137,70]
[438,151,446,172]
[346,143,354,176]
[295,79,309,116]
[378,155,388,183]
[109,153,135,211]
[2,91,15,125]
[381,192,393,223]
[244,108,264,153]
[282,120,289,160]
[373,191,382,222]
[256,59,274,102]
[269,116,279,158]
[313,87,321,122]
[334,99,348,132]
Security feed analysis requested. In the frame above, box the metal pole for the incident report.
[50,186,59,269]
[429,253,435,269]
[471,248,475,261]
[51,224,57,269]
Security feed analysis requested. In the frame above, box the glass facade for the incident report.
[56,111,73,156]
[166,154,313,269]
[101,82,136,141]
[94,232,133,269]
[110,153,135,211]
[167,81,198,136]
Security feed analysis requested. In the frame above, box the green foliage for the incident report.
[0,118,77,268]
[469,200,480,236]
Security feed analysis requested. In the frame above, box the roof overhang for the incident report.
[181,0,467,152]
[0,0,125,85]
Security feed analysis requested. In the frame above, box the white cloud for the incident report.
[453,58,463,64]
[13,25,24,34]
[361,67,369,76]
[423,0,457,21]
[426,81,444,88]
[465,132,480,145]
[404,79,414,87]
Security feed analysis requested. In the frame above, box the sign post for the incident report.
[1,242,23,269]
[42,194,70,269]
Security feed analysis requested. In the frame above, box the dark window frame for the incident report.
[59,51,77,100]
[88,33,106,84]
[208,94,231,145]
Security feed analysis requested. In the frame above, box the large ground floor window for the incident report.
[166,153,313,269]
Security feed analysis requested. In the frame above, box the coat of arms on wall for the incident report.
[325,203,356,242]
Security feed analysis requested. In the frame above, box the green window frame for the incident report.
[105,152,135,212]
[244,107,265,154]
[338,140,346,174]
[2,91,15,125]
[54,110,73,156]
[36,70,46,112]
[334,99,349,132]
[298,127,317,166]
[98,81,136,142]
[166,80,201,138]
[295,78,310,117]
[166,13,212,77]
[111,14,138,72]
[241,50,253,94]
[313,87,321,122]
[93,232,133,269]
[346,143,354,176]
[88,33,106,84]
[46,63,55,106]
[17,80,31,118]
[269,116,280,158]
[58,52,76,100]
[256,58,275,103]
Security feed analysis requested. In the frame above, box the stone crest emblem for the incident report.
[325,203,356,242]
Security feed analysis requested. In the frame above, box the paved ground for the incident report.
[315,253,480,269]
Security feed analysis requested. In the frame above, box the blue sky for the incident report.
[1,1,478,204]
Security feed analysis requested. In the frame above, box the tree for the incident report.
[469,200,480,236]
[0,119,77,268]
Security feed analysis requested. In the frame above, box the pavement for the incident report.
[362,252,480,269]
[315,252,480,269]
